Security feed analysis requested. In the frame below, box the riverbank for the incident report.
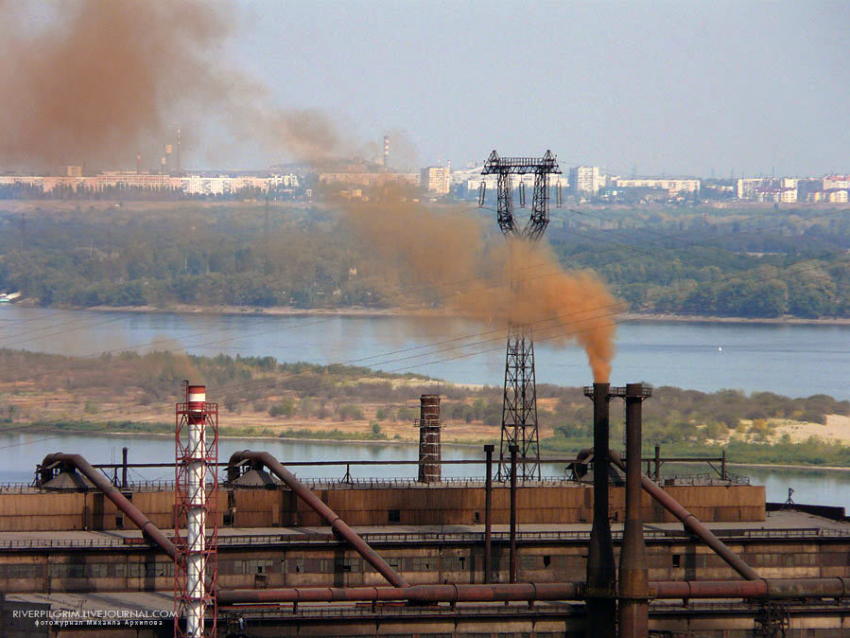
[15,300,850,326]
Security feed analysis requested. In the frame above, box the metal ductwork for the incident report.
[40,453,176,560]
[227,450,409,588]
[608,449,760,582]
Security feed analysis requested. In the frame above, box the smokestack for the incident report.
[619,383,652,638]
[185,384,207,638]
[383,134,389,168]
[136,151,141,175]
[176,126,181,173]
[584,382,616,638]
[417,395,441,483]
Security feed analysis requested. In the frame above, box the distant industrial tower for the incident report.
[383,134,390,168]
[481,150,560,480]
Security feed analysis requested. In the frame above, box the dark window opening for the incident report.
[474,511,481,523]
[672,554,681,568]
[543,555,551,568]
[388,509,401,524]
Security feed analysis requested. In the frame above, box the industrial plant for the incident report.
[3,153,850,638]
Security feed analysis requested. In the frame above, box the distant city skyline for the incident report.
[4,2,847,177]
[204,1,849,177]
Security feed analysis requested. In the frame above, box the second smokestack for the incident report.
[417,394,441,483]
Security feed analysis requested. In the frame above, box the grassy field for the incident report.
[2,348,850,468]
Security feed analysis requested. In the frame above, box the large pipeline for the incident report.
[219,577,850,606]
[608,450,760,582]
[220,582,584,605]
[40,453,176,560]
[228,450,409,589]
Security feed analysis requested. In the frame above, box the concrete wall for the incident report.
[0,483,765,532]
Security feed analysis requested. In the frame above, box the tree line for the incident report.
[3,204,850,318]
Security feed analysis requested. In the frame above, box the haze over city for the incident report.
[3,0,848,176]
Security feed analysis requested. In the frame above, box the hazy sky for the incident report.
[222,1,848,177]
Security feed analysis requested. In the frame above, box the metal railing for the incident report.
[5,526,847,552]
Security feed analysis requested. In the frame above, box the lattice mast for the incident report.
[481,150,560,480]
[175,383,218,638]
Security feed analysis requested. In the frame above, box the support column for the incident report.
[619,383,651,638]
[484,444,494,584]
[509,444,518,584]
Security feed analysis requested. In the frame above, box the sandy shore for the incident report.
[18,301,850,327]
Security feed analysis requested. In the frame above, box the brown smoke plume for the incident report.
[344,192,620,382]
[0,1,348,171]
[0,1,228,170]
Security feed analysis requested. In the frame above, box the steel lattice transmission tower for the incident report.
[480,150,560,480]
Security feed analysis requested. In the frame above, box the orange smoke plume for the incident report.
[345,192,620,382]
[0,1,228,170]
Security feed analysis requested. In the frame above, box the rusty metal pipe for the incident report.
[619,383,651,638]
[228,450,409,588]
[652,579,850,599]
[219,577,850,606]
[219,582,585,605]
[509,444,518,584]
[484,444,494,584]
[41,453,176,560]
[585,383,616,638]
[609,450,760,582]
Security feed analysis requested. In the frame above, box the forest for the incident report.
[2,202,850,318]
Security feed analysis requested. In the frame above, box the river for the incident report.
[1,306,849,508]
[1,306,849,398]
[1,432,848,511]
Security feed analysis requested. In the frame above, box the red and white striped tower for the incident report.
[175,384,218,638]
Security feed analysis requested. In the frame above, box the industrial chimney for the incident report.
[619,383,652,638]
[416,395,442,483]
[383,134,390,168]
[175,384,219,638]
[583,382,617,638]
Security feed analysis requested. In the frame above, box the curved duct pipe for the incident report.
[40,453,176,560]
[608,449,760,582]
[227,450,409,588]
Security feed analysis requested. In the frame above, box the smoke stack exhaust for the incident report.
[417,395,441,483]
[584,382,616,637]
[619,383,652,638]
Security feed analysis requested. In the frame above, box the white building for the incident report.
[612,178,700,197]
[569,166,604,195]
[421,166,452,195]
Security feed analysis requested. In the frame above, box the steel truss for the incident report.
[481,150,560,480]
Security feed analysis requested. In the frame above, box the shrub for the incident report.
[337,404,364,420]
[269,398,295,418]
